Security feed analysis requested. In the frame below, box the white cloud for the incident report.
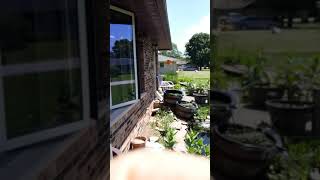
[175,14,210,54]
[110,35,115,39]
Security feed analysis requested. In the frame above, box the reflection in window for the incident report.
[0,0,84,140]
[110,7,138,108]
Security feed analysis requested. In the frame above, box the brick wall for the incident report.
[36,122,110,180]
[35,34,157,180]
[110,35,157,151]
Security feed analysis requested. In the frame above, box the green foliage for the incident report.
[153,109,176,140]
[185,82,197,95]
[212,69,229,90]
[268,140,320,180]
[274,57,305,100]
[185,129,210,157]
[159,42,183,59]
[152,109,177,149]
[177,76,193,83]
[194,80,210,94]
[302,56,320,101]
[174,83,182,90]
[242,54,271,89]
[195,106,209,121]
[163,127,177,149]
[164,72,178,84]
[185,33,210,69]
[111,39,133,58]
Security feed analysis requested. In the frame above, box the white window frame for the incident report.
[110,6,139,110]
[0,0,90,152]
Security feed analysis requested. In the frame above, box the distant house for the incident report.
[158,55,186,74]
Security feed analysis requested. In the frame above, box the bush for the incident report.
[163,127,177,149]
[164,72,178,83]
[185,129,210,157]
[177,76,193,83]
[195,106,209,121]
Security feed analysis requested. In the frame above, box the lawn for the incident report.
[177,70,210,82]
[214,29,320,66]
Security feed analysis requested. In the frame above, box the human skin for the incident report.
[110,149,210,180]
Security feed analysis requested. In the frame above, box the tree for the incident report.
[159,42,182,59]
[185,33,210,70]
[111,39,133,58]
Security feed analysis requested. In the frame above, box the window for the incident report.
[0,0,89,151]
[110,6,138,109]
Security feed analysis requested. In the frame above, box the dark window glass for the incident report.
[0,0,83,139]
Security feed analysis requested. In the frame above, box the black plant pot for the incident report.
[211,90,236,126]
[193,93,209,104]
[164,90,183,107]
[174,101,197,121]
[248,87,284,108]
[212,124,282,179]
[266,99,314,136]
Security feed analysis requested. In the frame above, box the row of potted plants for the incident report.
[242,56,320,136]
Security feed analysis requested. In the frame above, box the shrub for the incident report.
[195,106,209,121]
[185,129,210,157]
[164,72,178,84]
[163,127,177,149]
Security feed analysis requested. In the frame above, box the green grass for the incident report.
[177,70,210,81]
[214,29,320,67]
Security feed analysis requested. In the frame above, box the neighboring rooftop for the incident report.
[158,55,187,65]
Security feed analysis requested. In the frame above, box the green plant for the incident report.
[274,57,305,101]
[185,129,210,157]
[268,140,320,180]
[163,127,177,149]
[164,72,178,84]
[177,76,193,83]
[242,54,271,89]
[212,69,229,90]
[154,110,175,136]
[195,106,209,121]
[302,56,320,101]
[185,82,197,95]
[174,83,182,90]
[195,80,210,94]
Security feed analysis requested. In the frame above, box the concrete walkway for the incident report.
[232,104,271,128]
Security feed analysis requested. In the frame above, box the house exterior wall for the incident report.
[35,122,110,180]
[34,25,157,180]
[160,63,177,74]
[110,35,157,152]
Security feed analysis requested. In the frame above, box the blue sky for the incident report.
[166,0,210,54]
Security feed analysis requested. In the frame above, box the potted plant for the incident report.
[242,56,283,107]
[212,124,283,179]
[266,58,314,136]
[174,101,198,121]
[163,89,183,107]
[210,90,236,127]
[302,56,320,102]
[268,139,320,180]
[193,81,209,104]
[185,82,197,96]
